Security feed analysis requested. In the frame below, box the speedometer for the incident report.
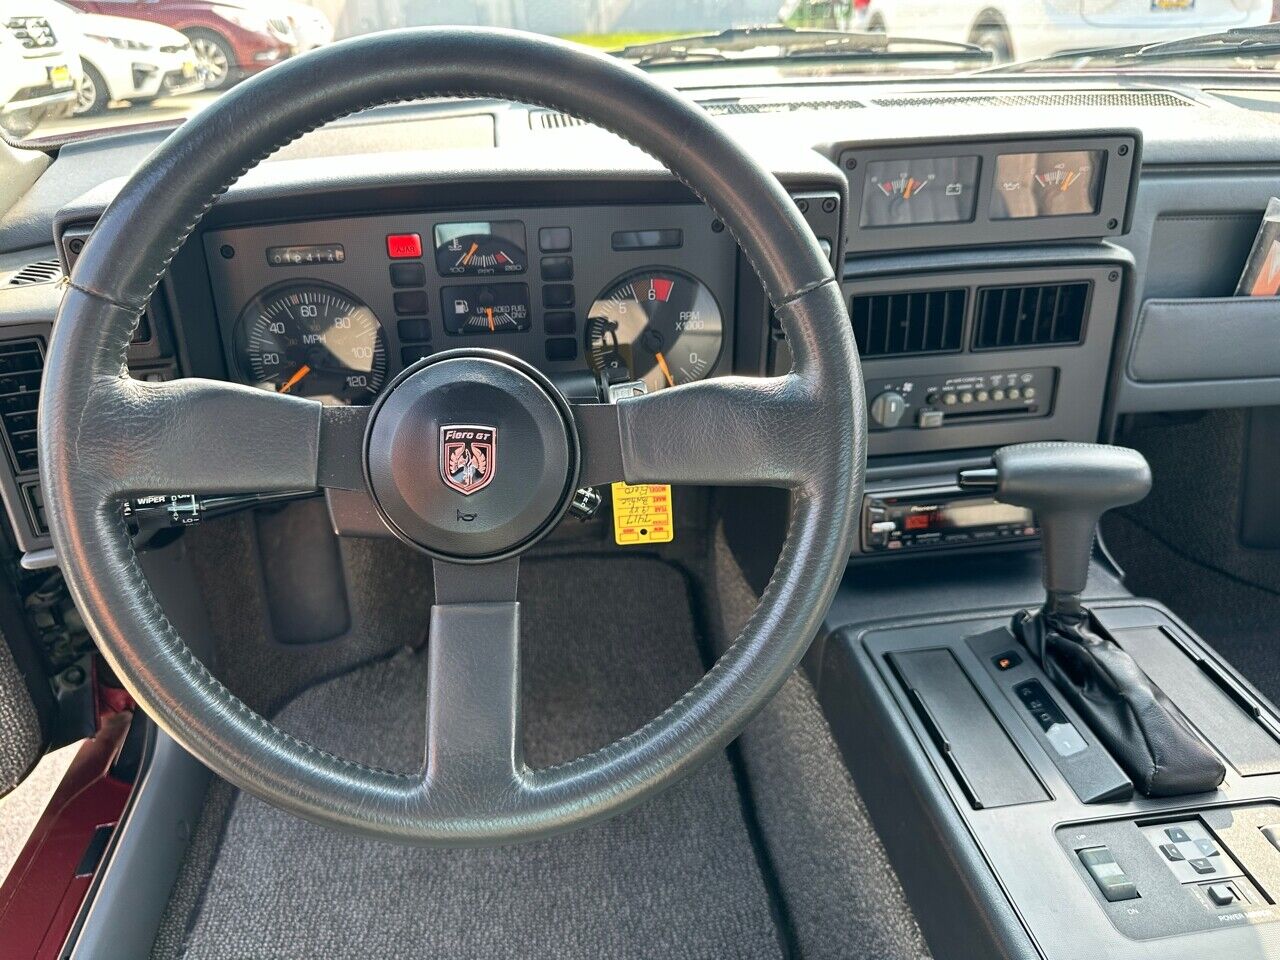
[233,282,388,405]
[585,269,723,393]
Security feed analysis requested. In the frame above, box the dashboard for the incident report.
[202,203,740,406]
[3,79,1280,563]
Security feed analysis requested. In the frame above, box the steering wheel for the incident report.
[40,29,865,846]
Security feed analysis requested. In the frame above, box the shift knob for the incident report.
[960,443,1151,610]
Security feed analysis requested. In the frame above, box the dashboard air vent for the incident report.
[0,339,43,475]
[6,259,62,286]
[972,282,1089,351]
[851,288,965,358]
[872,91,1193,109]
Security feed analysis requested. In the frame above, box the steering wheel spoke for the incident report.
[424,559,525,800]
[82,376,376,500]
[578,372,821,489]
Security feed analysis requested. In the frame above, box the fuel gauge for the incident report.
[441,283,531,335]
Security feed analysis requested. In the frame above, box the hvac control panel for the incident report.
[866,367,1056,432]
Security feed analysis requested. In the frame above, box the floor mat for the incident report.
[1104,512,1280,702]
[175,557,784,960]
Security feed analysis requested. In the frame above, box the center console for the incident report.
[816,442,1280,959]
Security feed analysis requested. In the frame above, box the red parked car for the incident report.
[63,0,296,90]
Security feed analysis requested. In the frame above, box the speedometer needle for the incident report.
[278,364,311,394]
[654,351,676,388]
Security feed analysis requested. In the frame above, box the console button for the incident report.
[1159,843,1185,862]
[1261,824,1280,852]
[1188,857,1216,875]
[1206,883,1238,907]
[1165,827,1192,844]
[1078,847,1139,902]
[1194,838,1220,858]
[917,409,944,429]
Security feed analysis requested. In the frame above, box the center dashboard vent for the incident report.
[972,281,1089,350]
[851,288,965,358]
[0,338,43,475]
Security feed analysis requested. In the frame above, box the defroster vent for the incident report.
[851,288,965,358]
[0,339,43,475]
[972,282,1090,350]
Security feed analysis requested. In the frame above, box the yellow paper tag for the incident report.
[610,483,674,545]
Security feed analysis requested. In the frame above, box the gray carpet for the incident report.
[708,528,933,960]
[1104,409,1280,706]
[174,557,785,960]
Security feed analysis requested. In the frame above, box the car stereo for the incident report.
[860,484,1038,554]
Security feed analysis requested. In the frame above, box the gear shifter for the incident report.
[960,442,1225,797]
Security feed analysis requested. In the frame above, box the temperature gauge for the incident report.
[441,283,531,335]
[433,220,527,276]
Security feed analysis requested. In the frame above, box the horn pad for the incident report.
[363,350,579,561]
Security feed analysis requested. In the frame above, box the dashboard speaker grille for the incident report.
[972,281,1089,350]
[851,288,966,358]
[872,91,1193,108]
[0,339,43,475]
[533,98,865,128]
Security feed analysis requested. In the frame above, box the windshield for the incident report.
[2,0,1278,145]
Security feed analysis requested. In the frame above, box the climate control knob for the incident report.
[870,390,908,429]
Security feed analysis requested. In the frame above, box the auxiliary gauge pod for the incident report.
[960,443,1225,798]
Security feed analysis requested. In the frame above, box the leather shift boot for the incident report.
[1013,607,1225,797]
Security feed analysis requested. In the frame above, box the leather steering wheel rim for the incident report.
[40,28,866,846]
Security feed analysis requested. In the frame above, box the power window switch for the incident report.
[1078,846,1139,903]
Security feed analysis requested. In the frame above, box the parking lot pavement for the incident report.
[32,91,220,140]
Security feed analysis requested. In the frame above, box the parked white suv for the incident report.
[65,10,202,115]
[866,0,1272,63]
[0,3,81,136]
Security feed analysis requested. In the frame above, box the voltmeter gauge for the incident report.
[585,269,723,392]
[233,282,388,405]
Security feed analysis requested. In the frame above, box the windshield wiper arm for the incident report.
[617,26,990,66]
[982,24,1280,72]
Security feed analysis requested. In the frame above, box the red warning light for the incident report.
[386,233,422,259]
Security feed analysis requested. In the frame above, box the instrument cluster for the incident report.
[203,204,739,405]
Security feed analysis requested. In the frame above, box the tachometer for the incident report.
[585,269,723,392]
[233,282,388,405]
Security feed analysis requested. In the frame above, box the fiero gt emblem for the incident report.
[440,425,496,496]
